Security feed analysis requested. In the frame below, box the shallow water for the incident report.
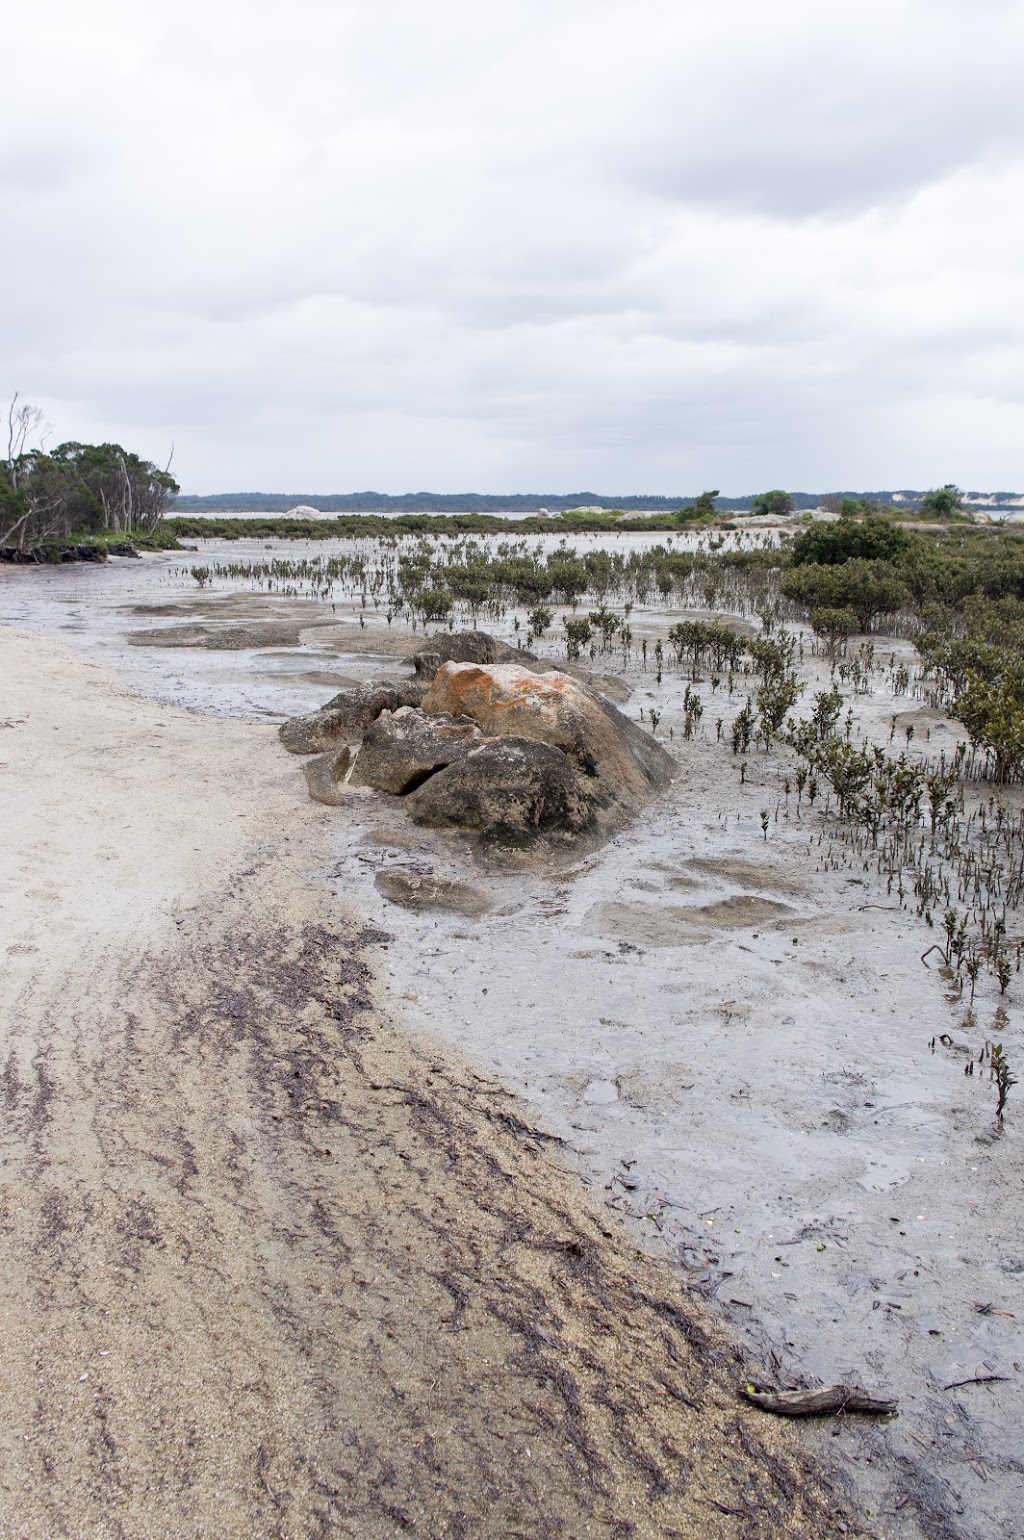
[3,542,1021,1539]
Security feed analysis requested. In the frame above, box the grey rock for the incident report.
[350,707,487,794]
[548,660,633,704]
[320,679,427,712]
[302,746,353,805]
[406,736,595,848]
[412,630,534,669]
[413,651,443,680]
[421,661,675,834]
[279,681,426,754]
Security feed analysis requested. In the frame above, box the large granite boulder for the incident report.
[350,707,487,794]
[421,662,674,806]
[279,681,425,754]
[408,631,631,707]
[281,651,672,854]
[406,736,594,847]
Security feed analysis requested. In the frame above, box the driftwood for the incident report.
[740,1382,898,1417]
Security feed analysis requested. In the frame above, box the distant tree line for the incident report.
[1,396,179,553]
[168,486,991,517]
[169,489,829,516]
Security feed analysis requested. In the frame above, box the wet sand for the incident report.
[5,543,1023,1537]
[0,627,858,1538]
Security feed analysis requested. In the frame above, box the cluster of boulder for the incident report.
[279,632,676,852]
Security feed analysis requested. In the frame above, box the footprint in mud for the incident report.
[690,894,793,926]
[858,1154,912,1191]
[585,895,792,948]
[685,856,808,894]
[375,869,493,917]
[265,670,362,688]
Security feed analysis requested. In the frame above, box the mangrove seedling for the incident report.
[942,908,959,965]
[732,701,755,755]
[965,949,982,1005]
[682,686,704,740]
[991,1043,1016,1121]
[996,953,1012,995]
[563,616,593,660]
[811,685,844,742]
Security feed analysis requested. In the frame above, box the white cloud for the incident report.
[2,0,1022,493]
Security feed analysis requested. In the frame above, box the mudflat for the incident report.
[0,628,857,1538]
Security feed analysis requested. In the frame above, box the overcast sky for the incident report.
[3,0,1022,495]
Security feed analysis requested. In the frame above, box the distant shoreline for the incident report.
[172,488,1024,516]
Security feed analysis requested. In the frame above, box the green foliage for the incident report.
[803,739,924,837]
[917,635,1005,691]
[991,1042,1015,1120]
[751,489,794,517]
[748,634,794,680]
[171,506,738,542]
[682,685,704,739]
[414,587,454,622]
[547,558,589,605]
[791,519,911,567]
[667,619,745,672]
[2,404,178,554]
[950,662,1024,782]
[920,634,1024,781]
[678,489,719,523]
[528,605,553,635]
[444,568,492,609]
[132,523,182,550]
[487,556,554,604]
[757,675,803,746]
[921,483,966,520]
[925,759,962,834]
[809,685,844,740]
[825,496,896,519]
[782,559,909,630]
[731,701,755,755]
[588,607,622,647]
[810,607,859,653]
[563,616,593,659]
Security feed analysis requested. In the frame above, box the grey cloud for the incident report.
[615,13,1024,217]
[2,0,1023,493]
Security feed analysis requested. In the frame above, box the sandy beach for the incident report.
[0,625,859,1538]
